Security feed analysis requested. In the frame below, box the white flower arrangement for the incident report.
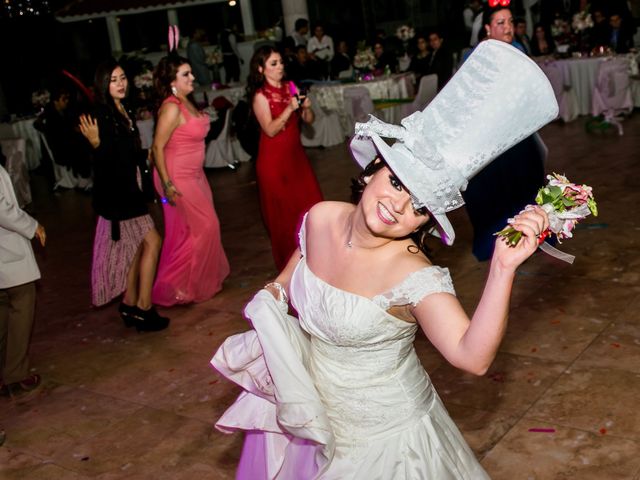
[571,11,593,32]
[396,25,415,42]
[353,47,376,70]
[31,89,50,110]
[133,70,153,89]
[207,46,224,65]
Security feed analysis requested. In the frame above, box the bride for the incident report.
[211,40,558,479]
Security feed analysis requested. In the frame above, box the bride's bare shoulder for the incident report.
[307,201,353,228]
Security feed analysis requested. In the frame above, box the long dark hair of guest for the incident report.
[94,58,134,132]
[350,158,436,257]
[246,45,281,101]
[153,54,196,109]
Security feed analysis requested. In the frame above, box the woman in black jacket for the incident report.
[79,59,168,331]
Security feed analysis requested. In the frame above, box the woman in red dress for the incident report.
[249,46,324,271]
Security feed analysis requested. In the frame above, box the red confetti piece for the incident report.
[599,428,607,435]
[168,368,175,372]
[610,343,621,348]
[550,320,561,325]
[528,428,556,433]
[209,380,219,385]
[531,347,538,353]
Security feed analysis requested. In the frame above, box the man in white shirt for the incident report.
[307,23,334,78]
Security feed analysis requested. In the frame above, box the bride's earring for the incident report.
[171,85,178,96]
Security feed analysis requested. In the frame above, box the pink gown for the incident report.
[152,96,230,306]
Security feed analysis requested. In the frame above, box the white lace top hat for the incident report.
[350,39,559,245]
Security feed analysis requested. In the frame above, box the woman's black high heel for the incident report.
[118,303,170,331]
[118,303,138,328]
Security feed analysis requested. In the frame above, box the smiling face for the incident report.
[359,164,430,239]
[486,8,514,44]
[108,66,128,101]
[171,63,195,96]
[417,37,428,53]
[260,52,285,84]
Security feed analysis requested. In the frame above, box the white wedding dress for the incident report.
[212,216,490,479]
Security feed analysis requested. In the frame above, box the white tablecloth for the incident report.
[310,73,415,132]
[536,54,639,117]
[0,117,41,169]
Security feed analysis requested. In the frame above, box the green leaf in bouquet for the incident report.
[588,197,598,216]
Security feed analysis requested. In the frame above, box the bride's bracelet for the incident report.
[264,282,288,304]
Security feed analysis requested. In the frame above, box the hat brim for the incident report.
[351,133,456,246]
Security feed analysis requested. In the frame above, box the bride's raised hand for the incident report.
[492,205,549,271]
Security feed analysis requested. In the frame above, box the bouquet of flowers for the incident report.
[353,47,376,71]
[207,46,224,65]
[395,25,415,42]
[572,11,593,32]
[133,70,153,89]
[31,89,50,111]
[496,173,598,247]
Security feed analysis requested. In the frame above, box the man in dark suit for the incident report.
[609,12,635,53]
[425,31,453,92]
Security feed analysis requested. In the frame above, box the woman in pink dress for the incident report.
[151,54,230,306]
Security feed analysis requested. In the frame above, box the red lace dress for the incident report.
[256,82,323,271]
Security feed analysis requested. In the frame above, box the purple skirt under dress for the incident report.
[91,215,154,307]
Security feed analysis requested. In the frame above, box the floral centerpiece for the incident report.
[395,25,415,43]
[119,55,155,120]
[133,70,153,90]
[353,46,376,72]
[31,89,50,112]
[571,9,594,53]
[207,46,224,66]
[571,10,593,32]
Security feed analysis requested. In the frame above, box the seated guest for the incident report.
[609,12,634,53]
[409,34,430,79]
[373,41,398,74]
[286,18,309,48]
[307,23,334,78]
[530,23,556,56]
[425,30,453,92]
[514,18,532,55]
[34,84,92,190]
[331,40,352,78]
[589,9,611,50]
[287,45,322,85]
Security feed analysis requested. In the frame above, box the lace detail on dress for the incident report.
[373,266,455,310]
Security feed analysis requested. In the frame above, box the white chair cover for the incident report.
[136,118,155,150]
[205,108,251,168]
[39,132,78,189]
[342,87,375,136]
[541,61,580,123]
[378,74,438,125]
[591,58,633,135]
[0,138,31,207]
[301,92,345,148]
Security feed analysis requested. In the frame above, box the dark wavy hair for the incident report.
[350,158,436,257]
[246,45,281,101]
[153,54,196,109]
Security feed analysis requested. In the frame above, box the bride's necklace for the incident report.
[345,213,387,250]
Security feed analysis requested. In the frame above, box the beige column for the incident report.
[281,0,309,36]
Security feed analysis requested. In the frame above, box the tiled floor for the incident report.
[1,114,639,479]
